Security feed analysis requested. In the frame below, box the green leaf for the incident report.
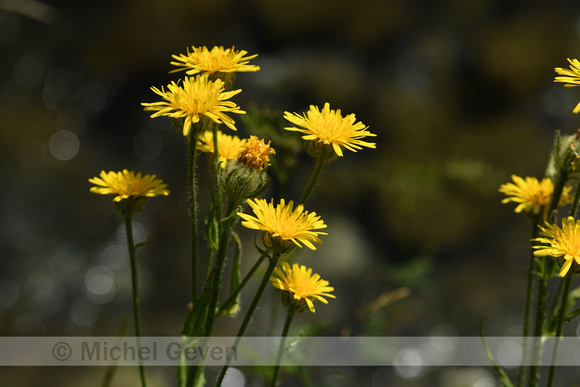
[204,194,220,252]
[565,307,580,323]
[134,232,153,251]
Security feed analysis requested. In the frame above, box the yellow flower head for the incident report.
[284,102,376,157]
[270,262,335,313]
[555,58,580,113]
[89,170,169,202]
[237,198,327,252]
[141,75,245,137]
[533,216,580,277]
[197,130,247,168]
[170,46,260,76]
[237,135,276,170]
[499,175,574,215]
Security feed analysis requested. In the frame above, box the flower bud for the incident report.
[220,136,275,201]
[221,160,269,200]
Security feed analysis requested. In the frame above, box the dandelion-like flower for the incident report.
[270,262,335,313]
[197,130,246,168]
[237,135,275,170]
[555,58,580,114]
[284,102,376,157]
[141,75,245,137]
[170,46,260,76]
[89,170,170,201]
[499,175,574,215]
[237,198,327,252]
[533,216,580,277]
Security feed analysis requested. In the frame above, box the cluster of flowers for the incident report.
[497,58,580,387]
[499,58,580,277]
[87,45,376,386]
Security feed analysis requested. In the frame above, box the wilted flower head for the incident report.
[141,75,245,137]
[284,102,376,158]
[220,136,275,201]
[533,216,580,277]
[237,135,275,170]
[270,262,335,313]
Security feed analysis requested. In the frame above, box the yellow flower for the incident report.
[197,130,247,168]
[532,216,580,277]
[237,198,327,252]
[270,262,335,313]
[555,58,580,113]
[89,170,169,201]
[237,135,275,170]
[141,75,245,137]
[284,102,376,157]
[170,46,260,76]
[499,175,574,215]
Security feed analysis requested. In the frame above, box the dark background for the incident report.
[2,0,580,385]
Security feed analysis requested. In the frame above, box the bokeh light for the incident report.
[221,367,245,387]
[496,340,523,369]
[392,347,425,379]
[84,265,115,304]
[49,130,79,160]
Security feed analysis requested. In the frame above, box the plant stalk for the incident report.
[124,214,147,387]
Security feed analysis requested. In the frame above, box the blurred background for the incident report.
[3,0,580,385]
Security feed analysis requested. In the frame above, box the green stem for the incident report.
[270,310,295,387]
[215,252,281,386]
[212,124,223,216]
[203,207,239,336]
[299,156,326,205]
[546,272,573,386]
[124,215,147,387]
[202,123,226,335]
[188,136,199,302]
[547,277,566,328]
[529,265,548,387]
[518,213,541,387]
[217,254,268,317]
